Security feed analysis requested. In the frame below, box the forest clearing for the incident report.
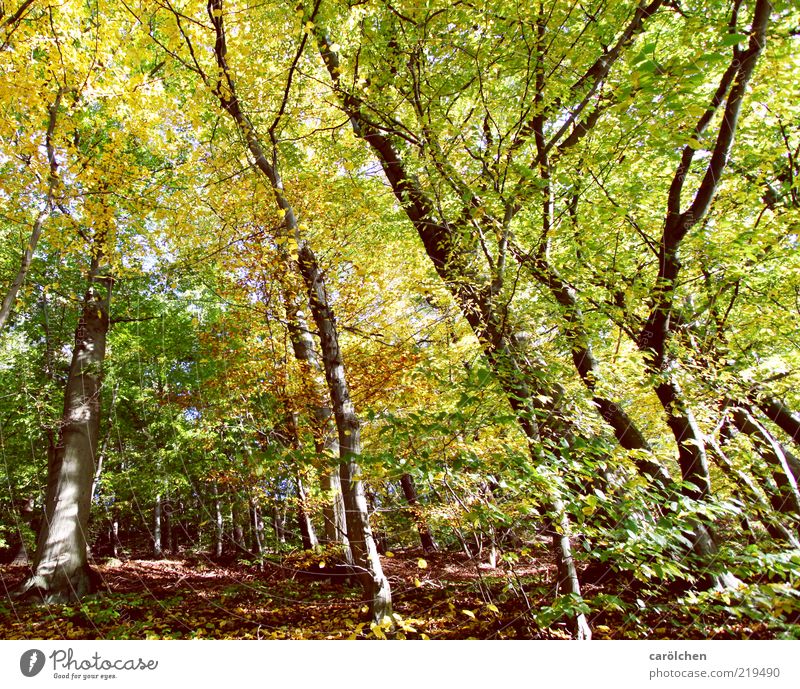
[1,0,799,641]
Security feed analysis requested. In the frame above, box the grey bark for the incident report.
[206,0,389,623]
[15,248,111,603]
[296,475,319,550]
[153,494,163,557]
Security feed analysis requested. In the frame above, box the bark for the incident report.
[400,473,437,553]
[153,494,163,558]
[313,23,586,637]
[729,405,800,519]
[212,482,224,558]
[752,393,800,457]
[282,283,348,553]
[296,243,393,626]
[15,250,111,603]
[296,475,319,550]
[206,0,389,622]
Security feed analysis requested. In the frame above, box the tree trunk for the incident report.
[15,251,110,603]
[400,474,437,553]
[296,243,393,626]
[153,494,163,558]
[212,482,224,558]
[206,0,390,623]
[296,476,319,550]
[250,495,263,555]
[282,283,349,556]
[729,405,800,520]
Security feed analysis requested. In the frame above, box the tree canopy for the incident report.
[1,0,799,640]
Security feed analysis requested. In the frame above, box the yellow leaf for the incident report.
[485,604,499,613]
[462,609,476,619]
[417,558,427,569]
[318,560,326,568]
[385,551,394,557]
[414,578,422,587]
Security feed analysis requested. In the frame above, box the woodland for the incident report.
[0,0,799,641]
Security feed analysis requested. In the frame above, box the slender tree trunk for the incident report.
[400,474,437,553]
[250,495,263,555]
[294,242,393,625]
[212,482,224,558]
[205,0,389,623]
[15,250,111,603]
[153,494,163,558]
[296,475,319,550]
[282,284,349,555]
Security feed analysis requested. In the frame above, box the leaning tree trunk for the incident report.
[296,243,393,627]
[15,252,111,603]
[205,0,388,622]
[311,25,588,637]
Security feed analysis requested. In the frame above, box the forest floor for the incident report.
[0,548,792,639]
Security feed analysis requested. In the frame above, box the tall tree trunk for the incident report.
[205,0,388,622]
[400,474,437,553]
[15,249,111,603]
[282,282,349,555]
[312,29,587,636]
[296,243,393,626]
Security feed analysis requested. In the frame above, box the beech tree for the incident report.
[1,0,799,639]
